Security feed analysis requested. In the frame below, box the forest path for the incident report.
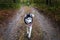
[3,6,60,40]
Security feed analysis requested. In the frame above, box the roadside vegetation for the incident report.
[0,0,31,21]
[30,0,60,26]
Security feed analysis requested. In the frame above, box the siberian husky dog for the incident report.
[24,13,34,39]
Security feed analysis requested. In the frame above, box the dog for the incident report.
[24,13,34,39]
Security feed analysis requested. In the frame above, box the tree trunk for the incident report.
[46,0,49,5]
[13,0,16,3]
[49,0,51,6]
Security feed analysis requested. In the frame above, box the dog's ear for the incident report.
[30,14,34,17]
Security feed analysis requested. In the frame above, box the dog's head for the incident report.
[24,13,34,24]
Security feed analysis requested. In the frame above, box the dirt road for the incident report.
[3,6,60,40]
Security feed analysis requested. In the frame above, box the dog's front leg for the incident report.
[28,25,32,38]
[27,26,29,34]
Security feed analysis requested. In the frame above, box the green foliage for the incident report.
[0,0,21,3]
[0,0,21,9]
[0,0,32,9]
[0,3,21,9]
